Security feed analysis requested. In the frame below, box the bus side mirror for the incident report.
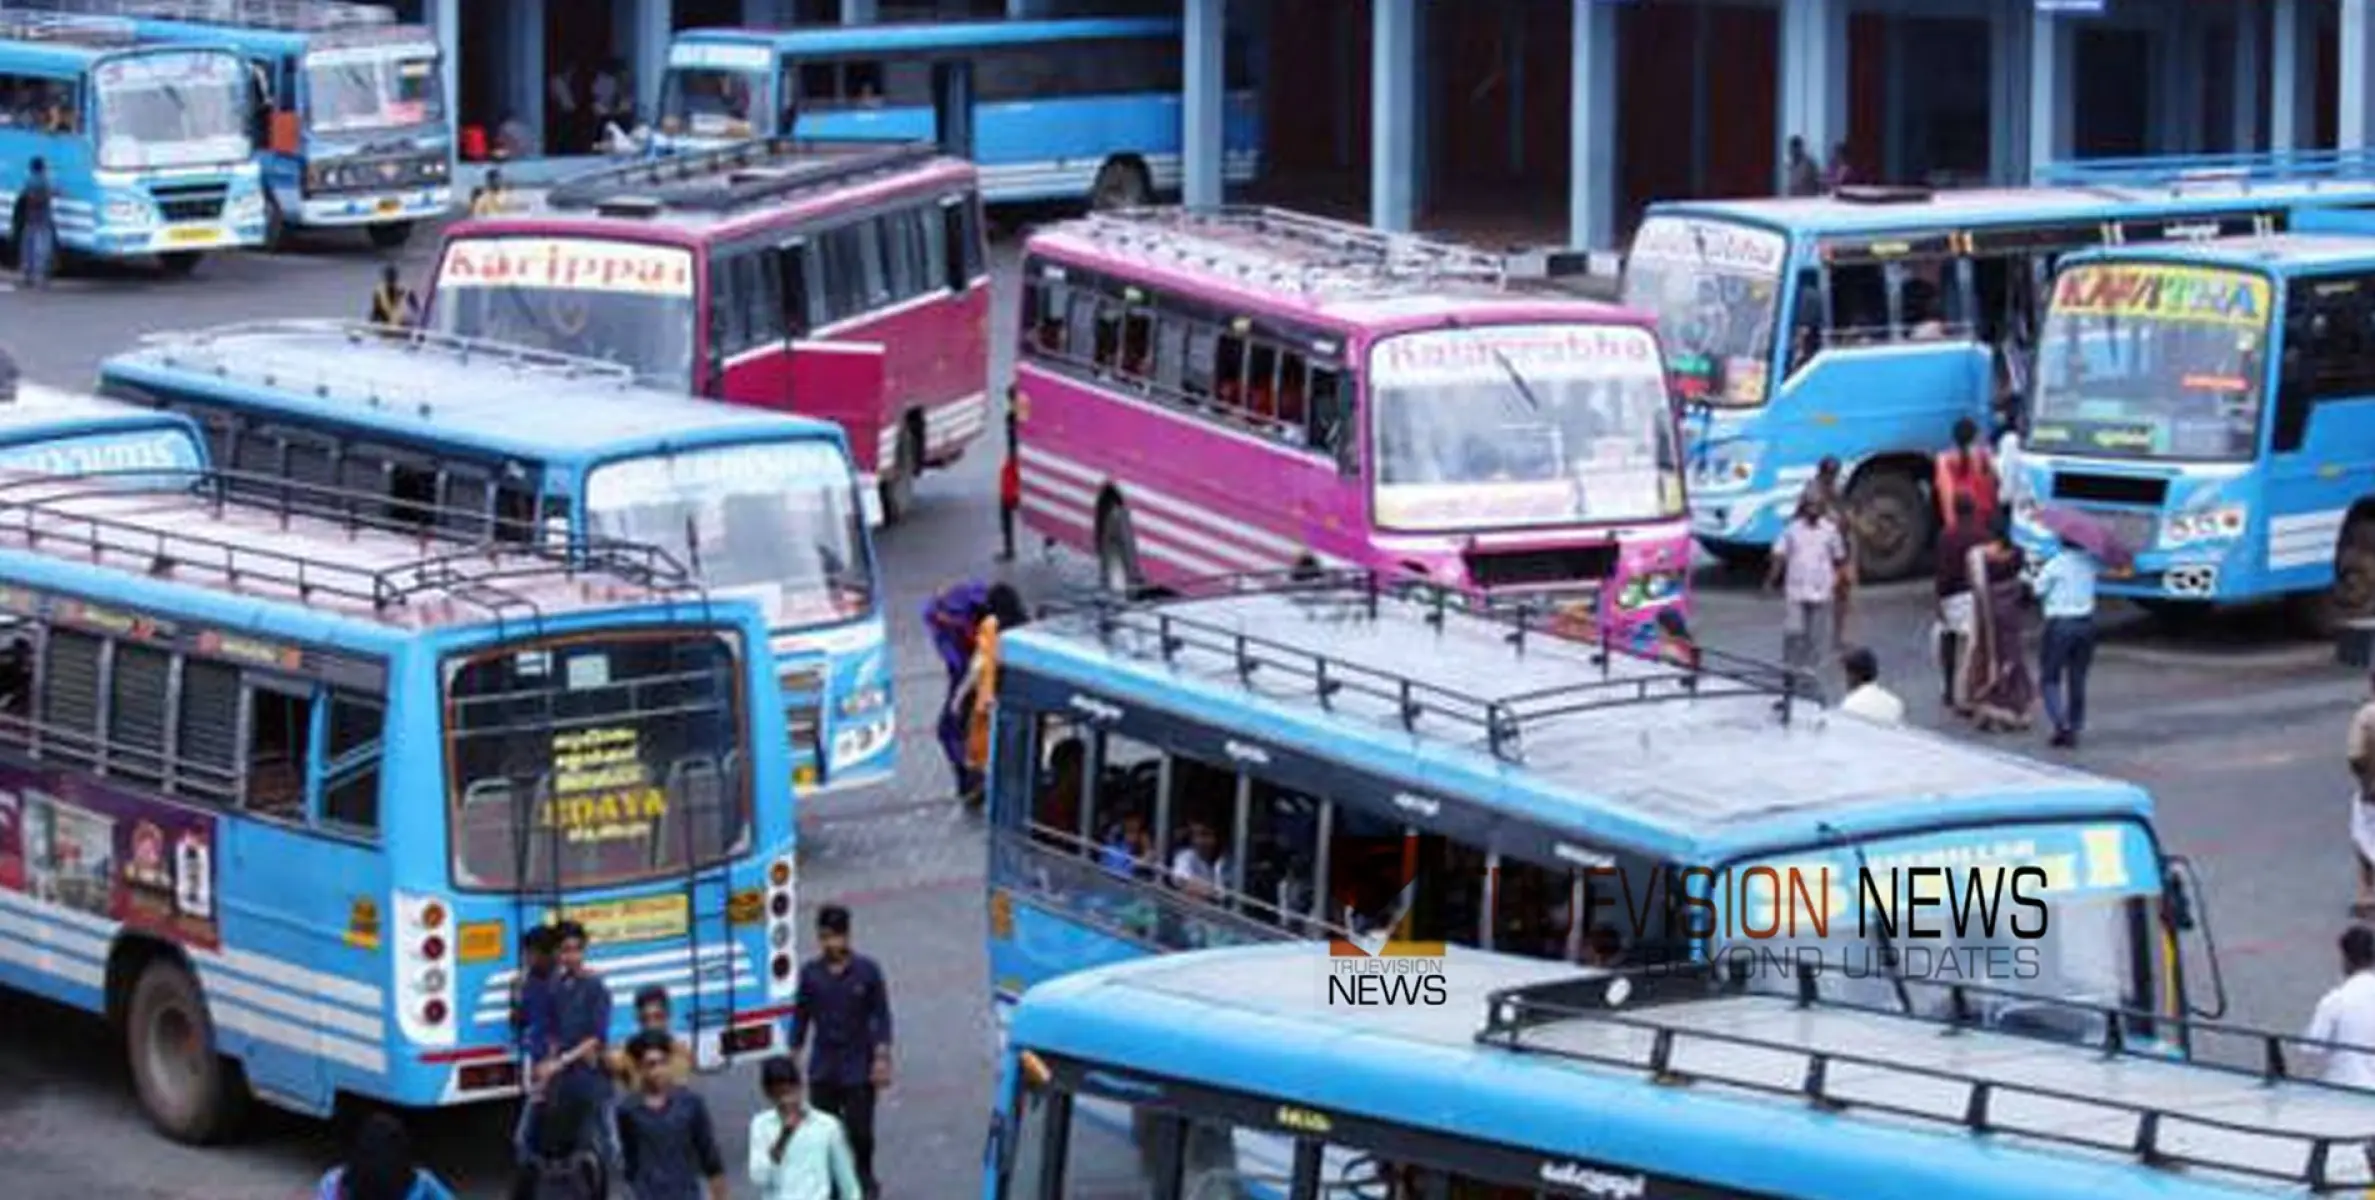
[2163,863,2196,932]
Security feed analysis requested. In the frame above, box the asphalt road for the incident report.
[0,232,2365,1196]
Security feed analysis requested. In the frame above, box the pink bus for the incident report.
[420,139,991,524]
[1013,207,1692,645]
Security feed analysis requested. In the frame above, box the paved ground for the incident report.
[0,233,2367,1195]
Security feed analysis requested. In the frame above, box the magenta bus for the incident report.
[1012,207,1692,645]
[420,139,990,525]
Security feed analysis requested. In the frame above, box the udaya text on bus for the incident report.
[37,0,453,249]
[1628,152,2375,579]
[420,138,990,525]
[0,457,799,1139]
[0,10,265,272]
[2013,212,2375,634]
[989,943,2373,1199]
[982,575,2221,1044]
[1015,207,1690,647]
[654,17,1260,208]
[98,319,894,796]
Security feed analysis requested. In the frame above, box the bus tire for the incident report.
[879,419,921,525]
[157,252,204,278]
[1097,500,1144,595]
[126,956,246,1145]
[366,221,413,251]
[1846,468,1927,582]
[2303,514,2375,638]
[1089,158,1151,212]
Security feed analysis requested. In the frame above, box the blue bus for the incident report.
[983,575,2219,1039]
[991,944,2375,1198]
[2012,216,2375,633]
[1623,153,2375,579]
[0,380,208,474]
[37,0,452,249]
[0,461,798,1140]
[98,320,894,796]
[655,17,1259,208]
[0,10,264,273]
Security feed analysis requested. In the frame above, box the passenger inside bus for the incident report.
[0,635,28,718]
[1035,736,1084,851]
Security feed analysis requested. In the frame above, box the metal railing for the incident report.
[128,320,638,418]
[1073,206,1514,299]
[0,8,136,42]
[25,0,393,32]
[545,137,942,214]
[2039,149,2375,193]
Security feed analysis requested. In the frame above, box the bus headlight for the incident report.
[103,195,155,228]
[836,686,886,717]
[1690,442,1763,492]
[2162,505,2247,547]
[225,190,265,223]
[831,713,894,768]
[1617,572,1685,610]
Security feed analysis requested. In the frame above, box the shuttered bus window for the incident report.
[282,431,338,494]
[106,642,171,787]
[175,659,240,802]
[39,628,102,769]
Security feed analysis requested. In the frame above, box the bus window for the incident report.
[1024,274,1067,354]
[882,211,929,303]
[1090,731,1161,878]
[855,220,892,308]
[1119,308,1154,380]
[105,641,171,788]
[231,427,283,481]
[1182,325,1219,400]
[919,205,951,295]
[282,431,338,493]
[176,659,240,801]
[1307,367,1346,462]
[1033,721,1087,853]
[495,485,540,543]
[1063,290,1102,363]
[818,225,870,324]
[1786,269,1822,375]
[388,461,437,527]
[1276,353,1311,434]
[1827,264,1888,344]
[441,468,494,537]
[38,628,102,770]
[322,694,385,835]
[1244,782,1321,930]
[1244,341,1279,421]
[246,681,314,822]
[1214,332,1248,408]
[0,625,29,737]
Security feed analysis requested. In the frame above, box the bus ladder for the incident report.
[675,732,739,1073]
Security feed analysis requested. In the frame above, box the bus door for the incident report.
[931,59,975,160]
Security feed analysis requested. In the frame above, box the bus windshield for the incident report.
[1368,324,1681,532]
[430,237,697,390]
[446,628,750,891]
[93,51,251,170]
[1619,215,1788,407]
[305,44,444,134]
[658,67,764,138]
[2030,261,2272,462]
[1717,821,2162,1039]
[585,441,873,631]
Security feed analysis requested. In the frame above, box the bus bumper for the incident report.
[85,220,265,257]
[298,187,453,227]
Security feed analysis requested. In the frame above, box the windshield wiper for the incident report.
[1445,314,1543,414]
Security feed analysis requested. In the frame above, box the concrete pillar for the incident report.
[1775,0,1847,192]
[2233,3,2263,152]
[1182,0,1224,208]
[1371,0,1416,232]
[1006,0,1041,15]
[431,0,458,153]
[510,0,545,153]
[842,0,875,24]
[2272,0,2302,151]
[2346,0,2375,151]
[1882,14,1908,181]
[1411,0,1432,216]
[636,0,671,131]
[2027,7,2072,181]
[2153,5,2195,154]
[1688,0,1711,194]
[1568,0,1616,250]
[1990,0,2030,184]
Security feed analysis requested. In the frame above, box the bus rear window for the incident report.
[446,630,749,892]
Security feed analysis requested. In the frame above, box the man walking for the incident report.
[1934,493,1984,711]
[1804,455,1856,643]
[747,1057,862,1199]
[538,922,619,1167]
[2305,925,2375,1088]
[1767,495,1846,702]
[787,905,891,1199]
[615,1030,728,1200]
[13,157,57,289]
[922,580,987,799]
[2033,536,2099,749]
[511,925,561,1163]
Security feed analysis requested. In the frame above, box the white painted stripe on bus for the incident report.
[1132,506,1275,572]
[0,884,114,935]
[0,888,383,1013]
[1016,443,1099,485]
[0,905,109,960]
[1023,472,1098,511]
[1022,443,1306,560]
[211,995,388,1075]
[482,943,743,988]
[0,932,106,990]
[924,391,989,434]
[1020,493,1092,530]
[198,965,383,1042]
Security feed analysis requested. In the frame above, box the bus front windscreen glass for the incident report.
[1620,215,1787,406]
[658,67,764,137]
[1369,324,1682,532]
[446,630,750,891]
[2031,262,2272,461]
[305,44,445,133]
[93,51,252,170]
[586,441,873,631]
[430,237,697,389]
[1716,821,2162,1036]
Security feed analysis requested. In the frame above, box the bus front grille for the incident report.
[150,183,227,223]
[1465,544,1621,590]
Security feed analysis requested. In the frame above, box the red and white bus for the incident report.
[419,139,990,523]
[1013,207,1694,647]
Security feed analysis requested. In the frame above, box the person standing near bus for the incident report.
[369,264,420,330]
[1803,456,1856,643]
[957,585,1029,805]
[13,156,56,290]
[997,405,1021,562]
[319,1112,456,1200]
[1933,417,1999,536]
[1767,496,1846,702]
[536,922,619,1168]
[2345,674,2375,917]
[787,905,892,1199]
[923,580,988,800]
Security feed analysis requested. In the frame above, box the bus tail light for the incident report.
[766,852,797,1001]
[396,892,459,1048]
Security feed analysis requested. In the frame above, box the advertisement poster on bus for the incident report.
[0,768,219,949]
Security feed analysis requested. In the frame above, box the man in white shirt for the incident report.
[1836,646,1905,725]
[2306,925,2375,1089]
[1169,823,1228,900]
[1767,497,1847,702]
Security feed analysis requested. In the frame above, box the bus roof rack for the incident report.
[2038,149,2375,194]
[130,320,639,420]
[544,138,943,214]
[0,8,138,44]
[24,0,396,31]
[1830,184,1933,205]
[1071,206,1518,299]
[0,467,701,622]
[1483,963,2375,1192]
[1035,570,1806,761]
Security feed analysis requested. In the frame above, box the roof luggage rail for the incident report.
[23,0,394,30]
[0,467,701,619]
[131,320,638,417]
[1482,963,2375,1192]
[1070,205,1515,299]
[1035,570,1805,761]
[2038,149,2375,194]
[544,137,942,214]
[0,8,137,43]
